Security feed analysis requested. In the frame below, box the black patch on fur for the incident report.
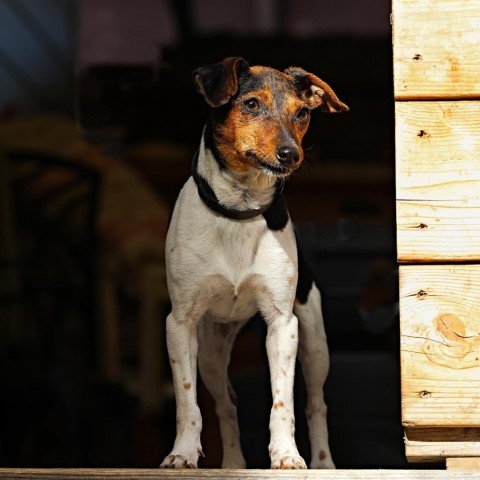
[294,230,314,304]
[193,58,249,107]
[192,150,277,221]
[262,192,289,231]
[203,120,226,171]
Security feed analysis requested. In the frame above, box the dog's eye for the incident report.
[244,98,261,112]
[296,107,310,121]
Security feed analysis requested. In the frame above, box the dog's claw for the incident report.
[271,455,307,470]
[160,454,198,469]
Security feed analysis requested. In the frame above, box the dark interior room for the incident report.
[0,0,411,469]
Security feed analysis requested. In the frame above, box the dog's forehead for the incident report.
[239,66,298,98]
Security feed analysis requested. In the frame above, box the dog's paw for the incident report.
[160,454,197,469]
[271,455,307,470]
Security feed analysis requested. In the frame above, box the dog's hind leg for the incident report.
[198,319,247,468]
[295,284,335,469]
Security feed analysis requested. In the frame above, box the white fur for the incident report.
[160,137,334,469]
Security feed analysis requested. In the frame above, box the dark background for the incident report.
[0,0,422,470]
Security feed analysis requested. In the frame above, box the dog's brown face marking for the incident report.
[194,57,348,177]
[214,66,310,176]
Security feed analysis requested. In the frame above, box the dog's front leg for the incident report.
[160,312,203,468]
[266,314,307,469]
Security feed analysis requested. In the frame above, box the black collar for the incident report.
[192,150,281,221]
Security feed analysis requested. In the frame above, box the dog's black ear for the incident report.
[285,67,349,113]
[193,57,249,107]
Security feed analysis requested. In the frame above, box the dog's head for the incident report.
[193,56,348,177]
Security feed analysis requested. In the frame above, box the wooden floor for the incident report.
[0,469,478,480]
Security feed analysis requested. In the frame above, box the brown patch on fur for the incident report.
[248,88,274,108]
[290,334,295,339]
[282,368,287,376]
[319,450,327,461]
[214,67,311,175]
[183,383,191,390]
[216,106,280,173]
[273,400,285,410]
[284,95,310,153]
[285,67,349,113]
[191,421,196,426]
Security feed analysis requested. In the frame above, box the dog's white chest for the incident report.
[166,178,298,323]
[203,274,258,322]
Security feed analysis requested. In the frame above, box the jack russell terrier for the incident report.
[160,56,348,470]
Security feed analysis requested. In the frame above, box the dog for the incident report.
[160,57,348,470]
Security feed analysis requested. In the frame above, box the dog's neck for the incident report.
[194,132,278,217]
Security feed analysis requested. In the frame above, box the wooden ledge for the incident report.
[0,470,479,479]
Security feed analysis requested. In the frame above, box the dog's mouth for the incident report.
[245,151,295,177]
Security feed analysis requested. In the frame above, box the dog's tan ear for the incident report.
[285,67,349,113]
[193,57,250,108]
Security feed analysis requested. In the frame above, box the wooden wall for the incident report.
[394,0,480,464]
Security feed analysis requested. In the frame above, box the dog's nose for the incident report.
[276,146,299,165]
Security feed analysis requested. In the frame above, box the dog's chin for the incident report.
[246,152,298,178]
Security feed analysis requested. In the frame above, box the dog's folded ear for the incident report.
[285,67,349,113]
[193,57,250,108]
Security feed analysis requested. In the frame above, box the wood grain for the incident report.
[400,265,480,427]
[395,101,480,261]
[396,101,480,201]
[447,457,480,470]
[396,200,480,262]
[0,469,479,479]
[393,0,480,99]
[405,428,480,463]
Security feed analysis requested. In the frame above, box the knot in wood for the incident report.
[419,390,431,399]
[417,129,430,138]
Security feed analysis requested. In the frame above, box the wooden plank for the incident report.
[396,101,480,201]
[447,457,480,470]
[395,101,480,262]
[399,265,480,427]
[396,200,480,262]
[0,470,479,480]
[393,0,480,99]
[405,428,480,463]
